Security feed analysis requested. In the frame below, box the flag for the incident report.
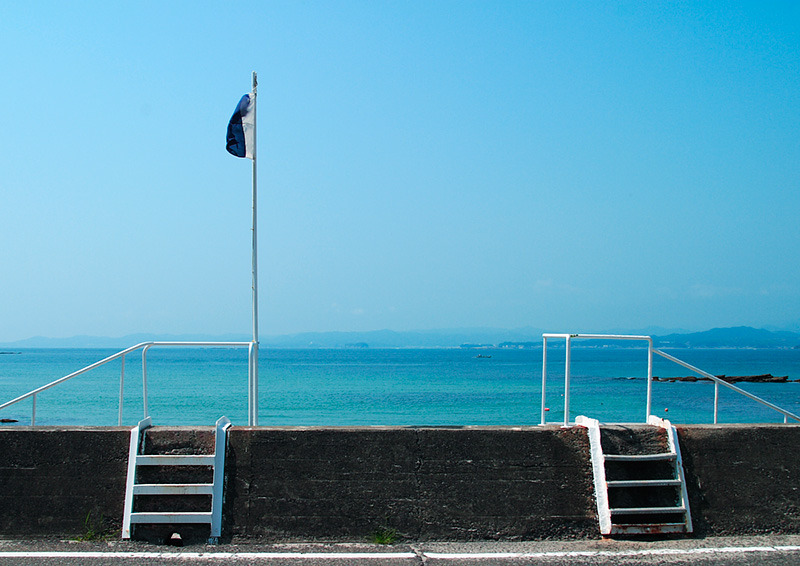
[226,93,255,159]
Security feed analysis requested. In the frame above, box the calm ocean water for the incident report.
[2,347,800,427]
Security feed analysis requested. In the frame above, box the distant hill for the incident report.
[653,326,800,349]
[0,333,252,349]
[2,326,799,349]
[259,327,546,349]
[0,328,545,349]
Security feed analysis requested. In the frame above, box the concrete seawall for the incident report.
[1,425,799,540]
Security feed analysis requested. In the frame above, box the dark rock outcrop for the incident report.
[653,374,797,383]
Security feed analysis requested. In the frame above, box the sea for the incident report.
[2,347,800,427]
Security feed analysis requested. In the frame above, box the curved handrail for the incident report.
[0,341,254,425]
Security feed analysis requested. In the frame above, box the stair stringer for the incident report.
[648,415,693,533]
[575,415,612,534]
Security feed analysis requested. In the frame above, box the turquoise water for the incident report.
[1,347,800,426]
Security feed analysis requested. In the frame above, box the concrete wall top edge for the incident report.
[2,423,799,432]
[0,426,131,432]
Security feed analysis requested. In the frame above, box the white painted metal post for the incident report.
[646,340,653,421]
[31,393,36,426]
[250,70,259,427]
[247,342,253,424]
[119,354,126,426]
[252,343,258,426]
[248,341,259,426]
[541,336,548,425]
[564,336,571,426]
[142,345,151,419]
[714,381,719,424]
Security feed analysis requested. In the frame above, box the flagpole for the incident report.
[250,71,259,426]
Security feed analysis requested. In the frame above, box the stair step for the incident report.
[604,453,676,462]
[133,483,214,495]
[599,425,669,456]
[607,479,681,488]
[136,454,215,466]
[129,511,212,524]
[610,523,689,534]
[611,506,686,515]
[141,428,216,456]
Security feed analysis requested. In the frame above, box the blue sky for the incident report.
[1,1,799,342]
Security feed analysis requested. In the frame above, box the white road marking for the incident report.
[0,552,416,559]
[0,545,799,560]
[426,545,800,559]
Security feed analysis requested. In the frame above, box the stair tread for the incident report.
[605,453,676,461]
[607,479,682,487]
[136,454,215,466]
[610,523,689,534]
[133,483,214,495]
[129,511,212,524]
[611,506,686,514]
[613,522,688,527]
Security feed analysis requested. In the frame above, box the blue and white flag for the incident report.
[226,93,255,159]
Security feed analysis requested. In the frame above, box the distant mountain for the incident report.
[2,326,799,349]
[653,326,800,349]
[0,333,251,349]
[259,327,545,349]
[0,328,544,349]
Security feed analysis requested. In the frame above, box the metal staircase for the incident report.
[577,415,692,536]
[122,416,231,543]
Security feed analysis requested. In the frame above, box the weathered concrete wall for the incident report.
[224,426,595,540]
[0,427,129,536]
[677,425,800,536]
[1,425,799,540]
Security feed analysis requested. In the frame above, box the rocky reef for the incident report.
[652,374,798,383]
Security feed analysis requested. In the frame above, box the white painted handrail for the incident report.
[652,348,800,424]
[0,341,258,426]
[541,333,800,426]
[542,334,653,426]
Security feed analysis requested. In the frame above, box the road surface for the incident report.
[2,536,800,565]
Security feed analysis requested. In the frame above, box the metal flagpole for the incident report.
[250,71,259,426]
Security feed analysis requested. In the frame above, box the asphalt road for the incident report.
[2,536,800,566]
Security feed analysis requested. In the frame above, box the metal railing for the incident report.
[0,341,259,426]
[541,333,800,426]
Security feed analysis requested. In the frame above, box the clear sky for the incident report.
[1,1,799,342]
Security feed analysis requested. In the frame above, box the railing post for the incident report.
[247,343,252,425]
[142,345,151,419]
[31,393,36,426]
[564,335,571,426]
[714,381,719,424]
[119,354,126,426]
[248,342,257,426]
[541,336,548,425]
[646,339,653,422]
[252,342,258,426]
